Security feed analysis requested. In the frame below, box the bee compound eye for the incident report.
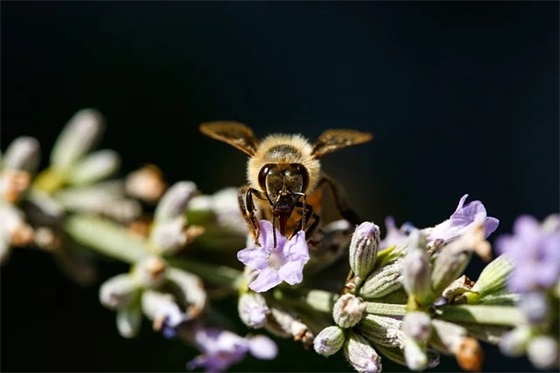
[294,164,309,192]
[258,164,273,190]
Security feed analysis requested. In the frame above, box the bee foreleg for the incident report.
[294,200,321,241]
[317,173,363,225]
[238,185,267,246]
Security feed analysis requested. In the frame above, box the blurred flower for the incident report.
[495,214,560,293]
[379,216,410,249]
[424,194,499,244]
[125,164,167,204]
[238,293,269,328]
[237,220,309,292]
[187,326,277,372]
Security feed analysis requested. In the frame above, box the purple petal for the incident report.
[484,217,500,238]
[513,215,540,236]
[454,194,469,211]
[249,268,282,293]
[283,231,309,262]
[258,220,287,250]
[237,248,269,270]
[277,260,305,285]
[247,335,278,360]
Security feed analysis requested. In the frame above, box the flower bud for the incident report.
[238,292,269,328]
[51,109,104,171]
[314,325,346,356]
[132,256,167,288]
[356,314,404,348]
[344,332,382,373]
[0,169,31,203]
[469,254,513,303]
[116,305,142,338]
[265,307,313,346]
[402,233,433,305]
[333,293,367,328]
[99,273,140,309]
[141,290,187,336]
[67,149,121,185]
[3,137,40,173]
[430,319,467,354]
[403,311,432,344]
[359,258,404,299]
[125,165,167,203]
[498,325,531,357]
[431,224,488,296]
[154,181,197,222]
[149,218,187,254]
[404,335,428,371]
[527,335,559,370]
[166,267,207,319]
[0,204,34,251]
[519,292,550,325]
[349,222,380,280]
[55,181,142,222]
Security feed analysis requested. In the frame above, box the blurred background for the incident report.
[1,2,558,372]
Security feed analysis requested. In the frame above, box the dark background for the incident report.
[1,1,558,372]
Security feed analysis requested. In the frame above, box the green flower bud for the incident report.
[469,254,513,303]
[356,314,404,348]
[333,293,366,328]
[166,267,207,319]
[402,232,433,305]
[344,332,382,373]
[154,181,197,221]
[404,335,428,371]
[51,109,104,171]
[132,256,167,288]
[359,258,404,299]
[3,136,40,173]
[116,305,142,338]
[349,222,380,280]
[432,223,488,297]
[67,149,121,185]
[403,311,432,344]
[314,325,346,356]
[99,273,140,309]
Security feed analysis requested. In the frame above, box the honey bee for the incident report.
[199,121,373,246]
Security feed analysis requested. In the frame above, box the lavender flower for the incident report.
[495,214,560,293]
[379,216,410,249]
[425,194,499,244]
[187,327,277,372]
[237,220,310,293]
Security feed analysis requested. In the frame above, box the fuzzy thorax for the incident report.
[246,134,321,194]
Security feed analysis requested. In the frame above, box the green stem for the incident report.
[437,304,524,326]
[64,214,148,263]
[167,258,242,290]
[64,214,244,289]
[366,302,407,317]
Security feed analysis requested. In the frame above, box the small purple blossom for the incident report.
[237,220,310,293]
[380,216,412,249]
[495,214,560,293]
[187,327,277,372]
[425,194,499,244]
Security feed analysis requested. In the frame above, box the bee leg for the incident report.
[294,201,321,240]
[238,186,267,246]
[317,173,363,225]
